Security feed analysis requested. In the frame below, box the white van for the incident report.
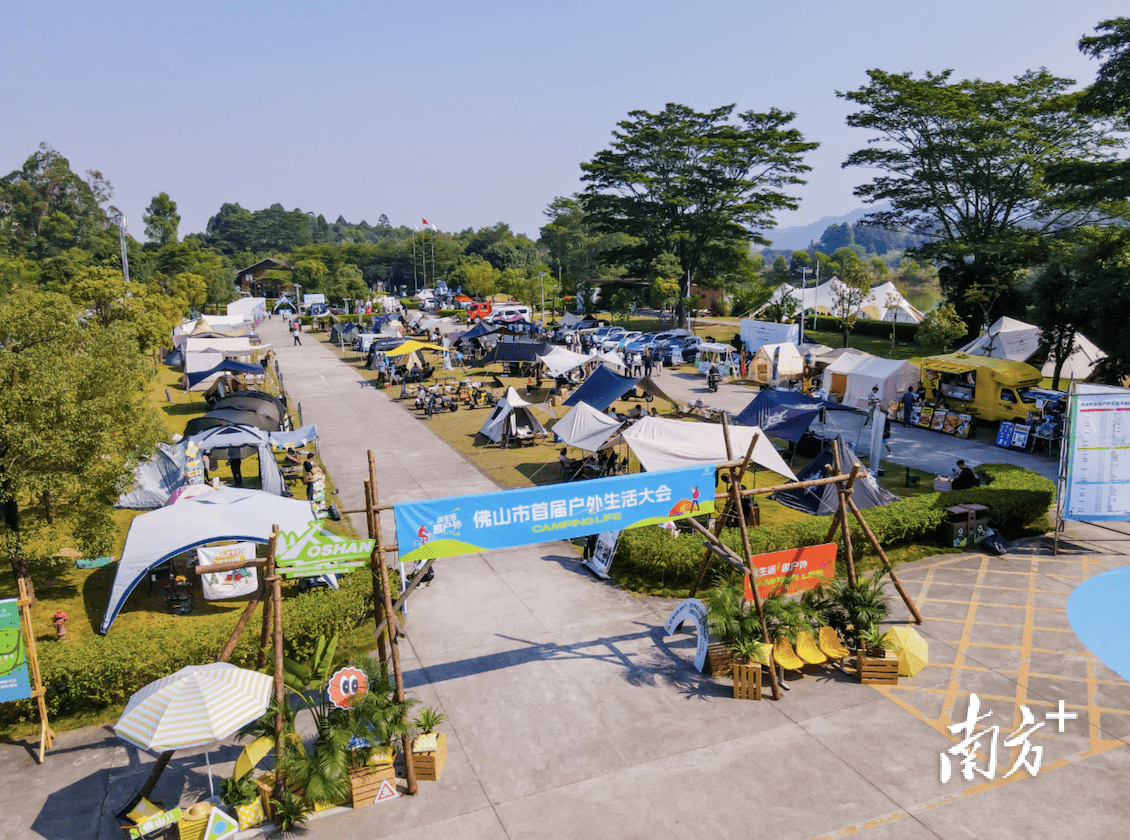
[487,304,532,324]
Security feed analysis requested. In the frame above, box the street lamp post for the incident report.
[539,272,546,328]
[797,267,811,341]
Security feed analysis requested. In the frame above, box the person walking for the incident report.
[901,386,918,427]
[643,347,653,378]
[292,321,302,345]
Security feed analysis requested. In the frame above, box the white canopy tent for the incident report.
[552,402,623,452]
[821,354,919,409]
[184,336,253,359]
[759,278,924,324]
[538,346,595,377]
[748,342,805,384]
[226,297,267,323]
[610,416,797,479]
[959,316,1106,381]
[739,319,800,353]
[100,488,318,634]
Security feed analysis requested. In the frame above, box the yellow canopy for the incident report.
[385,339,446,357]
[884,626,929,676]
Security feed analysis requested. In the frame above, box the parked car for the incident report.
[467,301,493,322]
[623,332,665,355]
[589,325,625,344]
[658,335,706,365]
[603,330,641,351]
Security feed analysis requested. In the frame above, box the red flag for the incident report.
[422,218,429,226]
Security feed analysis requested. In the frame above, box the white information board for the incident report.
[1063,391,1130,521]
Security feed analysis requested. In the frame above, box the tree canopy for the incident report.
[839,68,1124,331]
[580,103,817,325]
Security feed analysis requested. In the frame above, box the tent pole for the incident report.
[367,451,418,795]
[364,478,388,663]
[845,495,922,624]
[721,417,780,701]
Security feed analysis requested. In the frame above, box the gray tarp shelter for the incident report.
[100,488,318,633]
[479,340,551,366]
[771,435,898,515]
[552,402,623,452]
[116,442,189,509]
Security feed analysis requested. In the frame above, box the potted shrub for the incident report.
[704,577,764,677]
[804,571,891,652]
[221,771,266,829]
[412,707,448,781]
[854,627,899,685]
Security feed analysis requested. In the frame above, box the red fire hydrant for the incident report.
[52,611,68,641]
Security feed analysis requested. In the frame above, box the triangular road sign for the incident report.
[374,778,400,804]
[204,806,239,839]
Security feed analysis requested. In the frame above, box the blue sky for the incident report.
[1,1,1126,245]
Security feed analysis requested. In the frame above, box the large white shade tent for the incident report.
[100,488,319,634]
[959,315,1106,381]
[610,416,797,479]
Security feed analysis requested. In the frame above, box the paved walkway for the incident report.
[3,318,1127,840]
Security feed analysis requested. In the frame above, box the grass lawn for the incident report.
[321,331,963,586]
[0,353,374,739]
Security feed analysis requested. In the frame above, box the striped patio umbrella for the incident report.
[114,663,274,797]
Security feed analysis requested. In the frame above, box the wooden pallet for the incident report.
[350,764,396,806]
[706,642,734,678]
[414,732,448,781]
[855,648,899,685]
[732,662,762,700]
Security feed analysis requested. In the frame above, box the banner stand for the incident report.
[16,577,54,763]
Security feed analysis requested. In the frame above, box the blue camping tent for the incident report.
[185,358,266,389]
[733,390,854,443]
[563,366,640,412]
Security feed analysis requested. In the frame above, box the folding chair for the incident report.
[773,637,806,690]
[795,631,828,666]
[817,626,851,668]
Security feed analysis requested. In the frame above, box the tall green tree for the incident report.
[0,290,165,601]
[580,103,817,328]
[830,262,871,347]
[915,302,967,353]
[143,192,180,247]
[839,69,1124,333]
[1047,18,1130,204]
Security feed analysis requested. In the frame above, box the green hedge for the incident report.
[0,569,389,727]
[615,463,1053,590]
[804,315,920,342]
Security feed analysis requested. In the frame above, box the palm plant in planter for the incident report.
[704,576,764,673]
[804,570,891,652]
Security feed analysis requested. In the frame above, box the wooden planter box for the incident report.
[413,732,447,781]
[731,662,762,700]
[855,648,899,685]
[349,763,397,807]
[705,642,734,678]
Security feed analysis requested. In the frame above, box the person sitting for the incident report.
[952,459,979,491]
[559,447,582,479]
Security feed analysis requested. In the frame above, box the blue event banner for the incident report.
[0,598,31,704]
[394,464,716,563]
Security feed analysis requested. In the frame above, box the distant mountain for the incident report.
[763,206,883,251]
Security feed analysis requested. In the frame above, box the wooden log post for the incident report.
[217,579,264,664]
[720,416,781,701]
[363,478,388,663]
[266,527,288,799]
[367,451,418,796]
[16,577,53,763]
[845,496,923,625]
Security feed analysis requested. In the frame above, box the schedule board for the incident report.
[1063,392,1130,521]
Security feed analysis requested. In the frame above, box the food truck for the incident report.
[920,354,1043,423]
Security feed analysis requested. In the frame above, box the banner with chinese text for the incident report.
[743,543,837,599]
[0,599,31,703]
[395,465,715,563]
